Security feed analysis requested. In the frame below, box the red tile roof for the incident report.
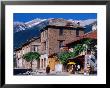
[78,30,97,39]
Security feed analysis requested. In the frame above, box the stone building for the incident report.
[14,37,41,69]
[65,30,97,74]
[14,18,86,71]
[40,18,85,70]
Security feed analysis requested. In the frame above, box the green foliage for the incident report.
[83,39,92,45]
[73,44,86,56]
[58,44,86,64]
[58,52,74,64]
[23,52,40,62]
[58,39,93,64]
[83,39,93,49]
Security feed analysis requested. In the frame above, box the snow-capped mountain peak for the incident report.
[25,18,47,28]
[14,18,97,33]
[14,18,49,32]
[14,22,28,32]
[67,19,97,27]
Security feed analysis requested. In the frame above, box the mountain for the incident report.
[68,19,97,33]
[84,24,93,33]
[25,18,48,28]
[68,19,96,27]
[14,18,97,49]
[14,18,49,33]
[14,27,41,49]
[84,20,97,33]
[14,22,28,32]
[14,18,49,49]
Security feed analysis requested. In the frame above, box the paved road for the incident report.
[33,72,70,76]
[19,70,73,76]
[29,70,85,76]
[16,70,96,76]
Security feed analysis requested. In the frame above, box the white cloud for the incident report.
[68,19,97,26]
[80,19,97,26]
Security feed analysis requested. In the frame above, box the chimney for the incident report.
[77,22,80,27]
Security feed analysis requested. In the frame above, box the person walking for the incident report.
[71,65,75,74]
[46,65,50,74]
[77,64,80,73]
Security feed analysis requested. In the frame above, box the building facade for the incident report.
[14,37,41,69]
[40,18,85,70]
[65,30,97,74]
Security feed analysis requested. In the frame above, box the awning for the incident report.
[68,55,85,60]
[67,62,76,65]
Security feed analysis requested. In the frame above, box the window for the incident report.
[59,41,63,48]
[44,58,46,67]
[44,42,46,50]
[32,45,38,52]
[59,28,63,35]
[41,59,43,68]
[76,29,79,37]
[34,45,38,51]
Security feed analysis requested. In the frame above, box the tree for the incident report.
[83,39,93,50]
[73,44,86,56]
[58,39,95,66]
[58,52,72,70]
[58,52,74,64]
[73,39,93,56]
[58,44,85,65]
[23,52,40,69]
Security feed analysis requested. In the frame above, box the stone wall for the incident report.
[15,38,41,69]
[47,28,84,55]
